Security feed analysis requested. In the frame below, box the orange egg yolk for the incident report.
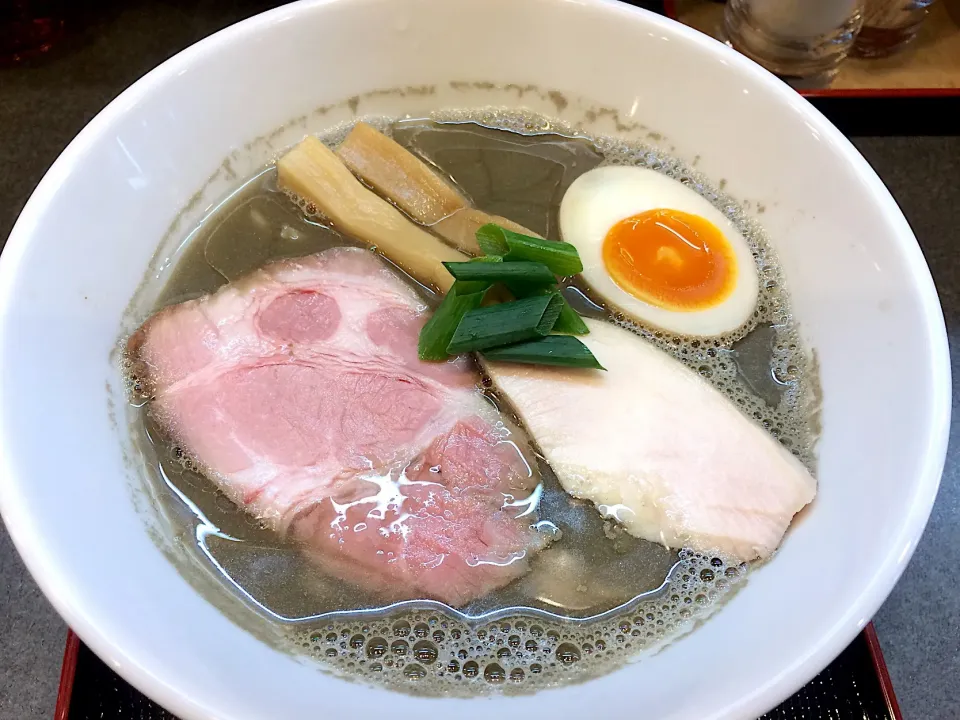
[601,209,737,312]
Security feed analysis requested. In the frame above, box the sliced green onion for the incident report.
[442,260,556,289]
[475,224,510,256]
[511,285,590,336]
[553,298,591,335]
[447,293,563,354]
[469,255,503,263]
[418,281,489,361]
[481,335,605,370]
[475,223,583,276]
[450,279,490,295]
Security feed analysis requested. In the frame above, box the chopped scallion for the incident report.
[475,223,583,276]
[511,285,590,336]
[446,293,563,354]
[553,299,591,335]
[442,260,557,289]
[475,223,510,256]
[481,335,605,370]
[418,281,489,361]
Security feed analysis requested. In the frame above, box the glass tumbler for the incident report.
[723,0,865,87]
[853,0,936,57]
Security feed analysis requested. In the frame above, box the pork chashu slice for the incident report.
[484,318,816,563]
[129,247,544,605]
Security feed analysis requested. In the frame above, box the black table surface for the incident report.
[1,2,958,719]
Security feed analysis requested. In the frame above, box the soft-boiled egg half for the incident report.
[559,166,759,337]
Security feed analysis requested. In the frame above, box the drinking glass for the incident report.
[853,0,936,57]
[723,0,865,87]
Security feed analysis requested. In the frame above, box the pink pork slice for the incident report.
[130,247,543,606]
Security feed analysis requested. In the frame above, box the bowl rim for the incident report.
[0,0,951,718]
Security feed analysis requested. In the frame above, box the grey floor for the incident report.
[1,3,959,719]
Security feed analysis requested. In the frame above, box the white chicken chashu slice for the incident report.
[484,318,816,563]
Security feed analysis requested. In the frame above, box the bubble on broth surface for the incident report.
[290,551,743,695]
[127,108,819,696]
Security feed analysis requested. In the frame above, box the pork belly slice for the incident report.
[130,247,543,605]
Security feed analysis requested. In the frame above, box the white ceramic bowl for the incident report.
[0,1,950,718]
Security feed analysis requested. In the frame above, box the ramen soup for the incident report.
[124,112,820,695]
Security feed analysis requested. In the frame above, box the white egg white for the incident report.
[559,166,760,337]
